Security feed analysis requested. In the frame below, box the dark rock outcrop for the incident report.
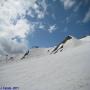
[51,35,72,54]
[21,50,29,60]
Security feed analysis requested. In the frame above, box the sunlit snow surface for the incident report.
[0,36,90,90]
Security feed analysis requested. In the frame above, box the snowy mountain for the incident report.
[0,35,90,90]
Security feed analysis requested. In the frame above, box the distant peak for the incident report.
[65,35,76,39]
[67,35,73,38]
[62,35,73,44]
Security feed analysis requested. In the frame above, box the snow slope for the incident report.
[0,36,90,90]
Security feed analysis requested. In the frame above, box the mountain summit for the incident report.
[51,35,81,54]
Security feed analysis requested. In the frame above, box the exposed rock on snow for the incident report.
[51,35,81,54]
[21,50,29,60]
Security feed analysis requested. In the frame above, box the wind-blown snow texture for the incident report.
[0,36,90,90]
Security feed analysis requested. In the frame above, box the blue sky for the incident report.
[26,0,90,47]
[0,0,90,55]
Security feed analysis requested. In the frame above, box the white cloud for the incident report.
[12,19,30,38]
[83,8,90,23]
[0,0,37,38]
[27,9,35,18]
[60,0,76,9]
[0,0,48,37]
[39,23,45,29]
[0,18,36,55]
[0,0,37,55]
[0,0,48,55]
[0,19,31,38]
[48,24,57,33]
[37,11,45,19]
[33,0,48,19]
[0,37,27,55]
[0,0,36,23]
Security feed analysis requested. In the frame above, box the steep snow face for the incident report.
[63,36,81,49]
[0,36,90,90]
